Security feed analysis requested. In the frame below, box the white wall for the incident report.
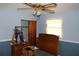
[0,7,35,41]
[37,3,79,42]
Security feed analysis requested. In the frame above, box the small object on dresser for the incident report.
[22,46,35,56]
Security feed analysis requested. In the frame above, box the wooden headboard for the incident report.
[36,33,59,56]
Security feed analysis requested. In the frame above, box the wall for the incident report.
[0,41,11,56]
[0,3,79,42]
[59,41,79,56]
[37,3,79,55]
[0,7,35,41]
[37,3,79,42]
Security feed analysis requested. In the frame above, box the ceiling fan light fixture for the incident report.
[33,10,41,17]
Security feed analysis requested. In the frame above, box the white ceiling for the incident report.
[0,3,79,11]
[56,3,79,10]
[0,3,31,8]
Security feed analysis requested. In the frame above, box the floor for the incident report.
[36,49,52,56]
[0,41,52,56]
[0,41,79,56]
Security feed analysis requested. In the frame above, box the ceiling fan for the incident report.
[18,3,57,17]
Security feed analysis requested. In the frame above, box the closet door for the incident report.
[21,20,28,42]
[28,21,36,45]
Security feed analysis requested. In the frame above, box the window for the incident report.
[46,19,62,38]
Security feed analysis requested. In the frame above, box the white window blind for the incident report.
[46,19,62,38]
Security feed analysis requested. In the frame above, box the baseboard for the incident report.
[0,39,11,42]
[60,40,79,44]
[0,39,79,44]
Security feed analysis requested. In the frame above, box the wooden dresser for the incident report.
[11,42,30,56]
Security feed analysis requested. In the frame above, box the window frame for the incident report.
[46,19,62,38]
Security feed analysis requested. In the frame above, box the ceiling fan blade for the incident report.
[42,5,57,9]
[17,8,32,10]
[42,3,57,8]
[24,3,34,8]
[42,9,55,14]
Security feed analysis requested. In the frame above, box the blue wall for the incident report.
[0,41,11,56]
[37,3,79,42]
[0,41,79,56]
[59,41,79,56]
[0,8,35,40]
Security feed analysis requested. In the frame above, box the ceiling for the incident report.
[0,3,30,8]
[0,3,79,11]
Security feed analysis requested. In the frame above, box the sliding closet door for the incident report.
[21,20,36,45]
[28,21,36,45]
[21,20,28,42]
